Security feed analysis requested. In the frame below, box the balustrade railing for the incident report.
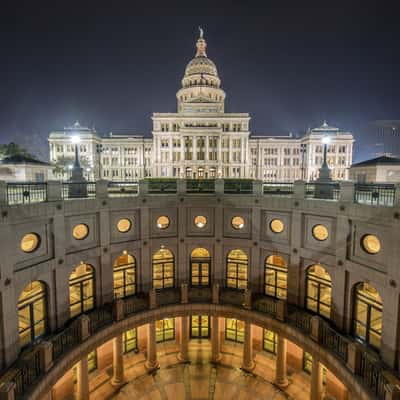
[263,182,294,196]
[1,291,397,400]
[186,179,215,193]
[6,183,47,205]
[62,182,96,199]
[223,179,253,194]
[354,183,396,206]
[147,179,177,193]
[305,182,340,200]
[108,181,138,197]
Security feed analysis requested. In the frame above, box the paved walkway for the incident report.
[88,341,310,400]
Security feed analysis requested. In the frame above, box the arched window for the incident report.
[113,252,136,299]
[18,281,47,347]
[69,263,95,318]
[265,255,287,300]
[353,282,383,350]
[153,248,174,289]
[190,248,211,287]
[226,249,248,289]
[306,264,332,319]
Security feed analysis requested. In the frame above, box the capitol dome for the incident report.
[184,54,218,78]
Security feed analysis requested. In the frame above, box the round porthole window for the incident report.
[72,224,89,240]
[157,216,170,229]
[270,219,284,233]
[231,216,245,230]
[21,233,40,253]
[117,218,132,233]
[312,224,329,241]
[194,215,207,228]
[361,234,381,254]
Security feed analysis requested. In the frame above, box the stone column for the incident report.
[145,322,159,372]
[241,321,255,372]
[76,356,89,400]
[111,334,125,387]
[275,336,288,387]
[178,316,190,362]
[211,316,221,363]
[310,355,323,400]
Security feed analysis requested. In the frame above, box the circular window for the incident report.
[194,215,207,228]
[231,216,245,230]
[270,219,284,233]
[157,216,170,229]
[312,224,329,241]
[362,234,381,254]
[117,218,132,233]
[21,233,40,253]
[72,224,89,240]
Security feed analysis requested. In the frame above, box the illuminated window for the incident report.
[231,216,245,230]
[117,218,132,233]
[73,351,97,382]
[194,215,207,228]
[190,315,210,338]
[353,282,382,350]
[263,329,277,354]
[18,281,47,347]
[225,318,244,343]
[156,216,170,229]
[20,233,40,253]
[123,329,138,353]
[152,248,174,289]
[113,252,136,299]
[265,255,287,300]
[156,318,175,342]
[312,224,329,241]
[72,224,89,240]
[226,249,248,289]
[270,219,284,233]
[306,264,331,319]
[361,235,381,255]
[303,352,327,383]
[190,248,211,287]
[69,263,95,318]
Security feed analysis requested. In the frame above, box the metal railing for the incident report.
[359,352,387,400]
[354,184,396,206]
[108,181,138,197]
[6,183,47,205]
[51,321,81,361]
[186,179,215,193]
[188,287,212,303]
[263,182,294,196]
[320,321,349,363]
[219,287,245,306]
[223,179,253,194]
[305,182,340,200]
[62,182,96,199]
[88,305,114,334]
[123,293,148,316]
[147,179,177,193]
[252,294,278,317]
[12,348,42,396]
[287,305,312,335]
[156,287,181,306]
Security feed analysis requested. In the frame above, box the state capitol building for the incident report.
[49,31,354,182]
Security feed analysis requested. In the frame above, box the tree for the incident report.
[51,155,91,179]
[0,142,35,160]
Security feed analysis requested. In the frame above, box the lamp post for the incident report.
[96,143,103,180]
[300,143,307,180]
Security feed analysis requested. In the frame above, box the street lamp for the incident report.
[96,143,103,180]
[300,143,307,180]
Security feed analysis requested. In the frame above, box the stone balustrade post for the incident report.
[149,288,157,309]
[46,180,62,201]
[276,300,287,322]
[293,180,306,199]
[339,181,355,202]
[177,179,187,194]
[111,334,125,387]
[215,179,224,195]
[243,288,252,310]
[212,283,220,304]
[138,179,149,195]
[0,382,16,400]
[346,342,362,374]
[310,316,322,343]
[395,183,400,207]
[114,299,125,322]
[38,341,53,372]
[0,181,7,206]
[252,180,263,196]
[241,321,255,372]
[181,283,188,304]
[95,179,109,198]
[78,314,91,342]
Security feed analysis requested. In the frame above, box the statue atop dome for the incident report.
[199,26,204,38]
[196,28,207,57]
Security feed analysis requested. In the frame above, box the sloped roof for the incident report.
[351,156,400,167]
[0,154,50,166]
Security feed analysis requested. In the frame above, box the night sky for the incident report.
[1,0,400,161]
